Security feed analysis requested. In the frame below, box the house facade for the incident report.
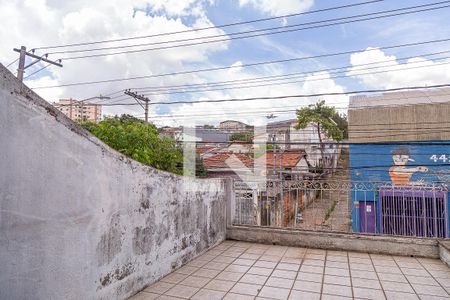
[348,88,450,237]
[265,119,340,172]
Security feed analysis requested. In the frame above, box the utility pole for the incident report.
[124,89,150,122]
[13,46,63,82]
[272,134,277,177]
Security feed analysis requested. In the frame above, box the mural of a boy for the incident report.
[389,147,428,186]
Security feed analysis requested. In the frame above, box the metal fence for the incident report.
[232,179,449,239]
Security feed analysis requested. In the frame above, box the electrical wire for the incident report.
[24,63,52,80]
[46,1,425,56]
[5,58,19,68]
[56,3,450,61]
[137,58,450,97]
[130,50,450,93]
[185,140,450,146]
[31,37,450,89]
[91,83,450,106]
[32,0,383,50]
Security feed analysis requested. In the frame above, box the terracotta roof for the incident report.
[255,151,305,168]
[196,146,215,154]
[203,153,253,169]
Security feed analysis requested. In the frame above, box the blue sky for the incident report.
[2,0,450,126]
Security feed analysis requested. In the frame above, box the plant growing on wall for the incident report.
[81,115,184,175]
[295,100,345,171]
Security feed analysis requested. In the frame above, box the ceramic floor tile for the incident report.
[265,276,294,289]
[288,290,321,300]
[204,279,236,292]
[144,281,174,294]
[257,286,290,300]
[271,269,297,280]
[247,266,273,276]
[322,284,352,297]
[179,275,211,288]
[239,274,268,285]
[296,272,323,283]
[230,282,262,296]
[191,289,226,300]
[292,280,322,293]
[164,285,199,299]
[323,275,351,286]
[352,287,385,300]
[223,293,255,300]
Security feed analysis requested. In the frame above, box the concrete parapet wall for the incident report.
[0,64,227,300]
[439,241,450,268]
[227,226,440,258]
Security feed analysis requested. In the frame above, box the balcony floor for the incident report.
[130,240,450,300]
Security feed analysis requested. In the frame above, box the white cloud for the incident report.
[238,0,314,16]
[347,48,450,89]
[0,0,228,119]
[157,66,347,127]
[1,0,347,128]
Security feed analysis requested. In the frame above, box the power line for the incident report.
[56,2,450,60]
[32,0,383,51]
[91,59,450,106]
[110,88,450,123]
[98,83,450,106]
[30,37,450,89]
[131,50,450,93]
[5,58,19,68]
[24,63,52,80]
[137,58,450,96]
[186,140,450,145]
[45,0,415,56]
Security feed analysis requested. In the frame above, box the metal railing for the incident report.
[232,179,449,239]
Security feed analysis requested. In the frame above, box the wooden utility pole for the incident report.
[124,89,150,122]
[13,46,63,82]
[17,46,27,82]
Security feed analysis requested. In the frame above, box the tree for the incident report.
[81,115,183,175]
[295,100,345,171]
[195,154,207,178]
[333,113,348,140]
[229,132,254,142]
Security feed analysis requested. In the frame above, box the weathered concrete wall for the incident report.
[0,64,227,300]
[227,226,440,258]
[439,241,450,268]
[348,101,450,143]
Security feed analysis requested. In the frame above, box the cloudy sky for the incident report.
[1,0,450,126]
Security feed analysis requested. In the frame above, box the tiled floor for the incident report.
[130,241,450,300]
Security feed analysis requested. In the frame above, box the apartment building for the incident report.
[54,99,102,122]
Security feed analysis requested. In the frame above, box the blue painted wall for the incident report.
[349,141,450,234]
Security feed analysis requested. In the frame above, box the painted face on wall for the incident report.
[389,146,428,186]
[392,154,413,166]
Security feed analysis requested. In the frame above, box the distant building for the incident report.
[159,127,183,140]
[264,119,340,172]
[254,150,310,180]
[219,120,253,132]
[203,153,253,179]
[54,99,102,122]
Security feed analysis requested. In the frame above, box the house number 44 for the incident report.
[429,154,448,162]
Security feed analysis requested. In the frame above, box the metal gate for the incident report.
[379,188,448,238]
